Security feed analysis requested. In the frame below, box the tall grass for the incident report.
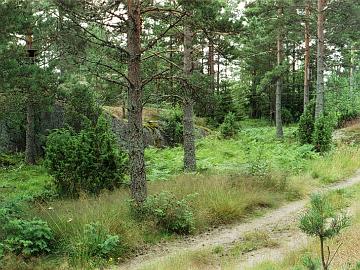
[3,126,360,269]
[309,146,360,184]
[29,171,303,269]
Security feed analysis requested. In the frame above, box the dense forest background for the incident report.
[0,0,360,269]
[1,0,359,201]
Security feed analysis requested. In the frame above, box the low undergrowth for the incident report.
[27,172,297,269]
[1,126,360,269]
[146,127,315,181]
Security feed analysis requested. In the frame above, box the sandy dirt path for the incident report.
[113,171,360,270]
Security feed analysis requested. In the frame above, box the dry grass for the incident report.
[149,173,299,230]
[30,172,297,269]
[248,184,360,270]
[129,249,219,270]
[326,195,360,269]
[308,146,360,184]
[123,230,278,270]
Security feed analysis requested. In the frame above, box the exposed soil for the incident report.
[113,171,360,270]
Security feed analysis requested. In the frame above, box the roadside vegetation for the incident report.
[1,0,359,269]
[2,121,360,269]
[126,184,360,270]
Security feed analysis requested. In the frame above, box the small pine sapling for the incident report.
[299,194,350,270]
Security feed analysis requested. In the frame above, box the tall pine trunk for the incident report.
[217,50,220,93]
[183,23,196,172]
[275,7,283,139]
[206,37,215,115]
[303,0,311,110]
[25,31,37,165]
[25,98,36,164]
[127,0,147,204]
[208,38,215,93]
[315,0,326,119]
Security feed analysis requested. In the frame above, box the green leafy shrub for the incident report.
[312,115,333,153]
[0,200,26,241]
[0,243,4,258]
[61,76,101,132]
[160,108,183,146]
[0,154,18,167]
[68,222,120,265]
[298,102,315,145]
[248,159,269,177]
[133,192,195,234]
[281,108,294,125]
[4,218,54,257]
[219,112,238,139]
[45,114,127,197]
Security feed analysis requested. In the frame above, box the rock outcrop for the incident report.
[0,106,210,152]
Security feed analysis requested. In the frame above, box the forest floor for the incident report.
[3,120,360,270]
[112,171,360,270]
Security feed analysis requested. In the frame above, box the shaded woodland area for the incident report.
[0,0,360,269]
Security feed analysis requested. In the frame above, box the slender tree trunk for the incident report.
[217,50,220,93]
[201,44,204,73]
[183,22,196,172]
[350,44,355,93]
[208,38,215,93]
[25,98,36,165]
[25,31,37,165]
[315,0,326,119]
[320,236,327,270]
[304,0,311,110]
[127,0,147,204]
[276,7,284,139]
[169,30,175,93]
[292,43,296,92]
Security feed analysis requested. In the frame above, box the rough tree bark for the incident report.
[183,22,196,172]
[315,0,326,119]
[275,7,284,139]
[25,98,36,165]
[303,0,311,110]
[208,38,215,93]
[217,49,220,93]
[25,31,37,165]
[127,0,147,204]
[350,44,355,92]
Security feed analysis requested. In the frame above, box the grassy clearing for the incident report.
[2,125,360,269]
[146,127,313,181]
[0,164,51,202]
[31,172,295,269]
